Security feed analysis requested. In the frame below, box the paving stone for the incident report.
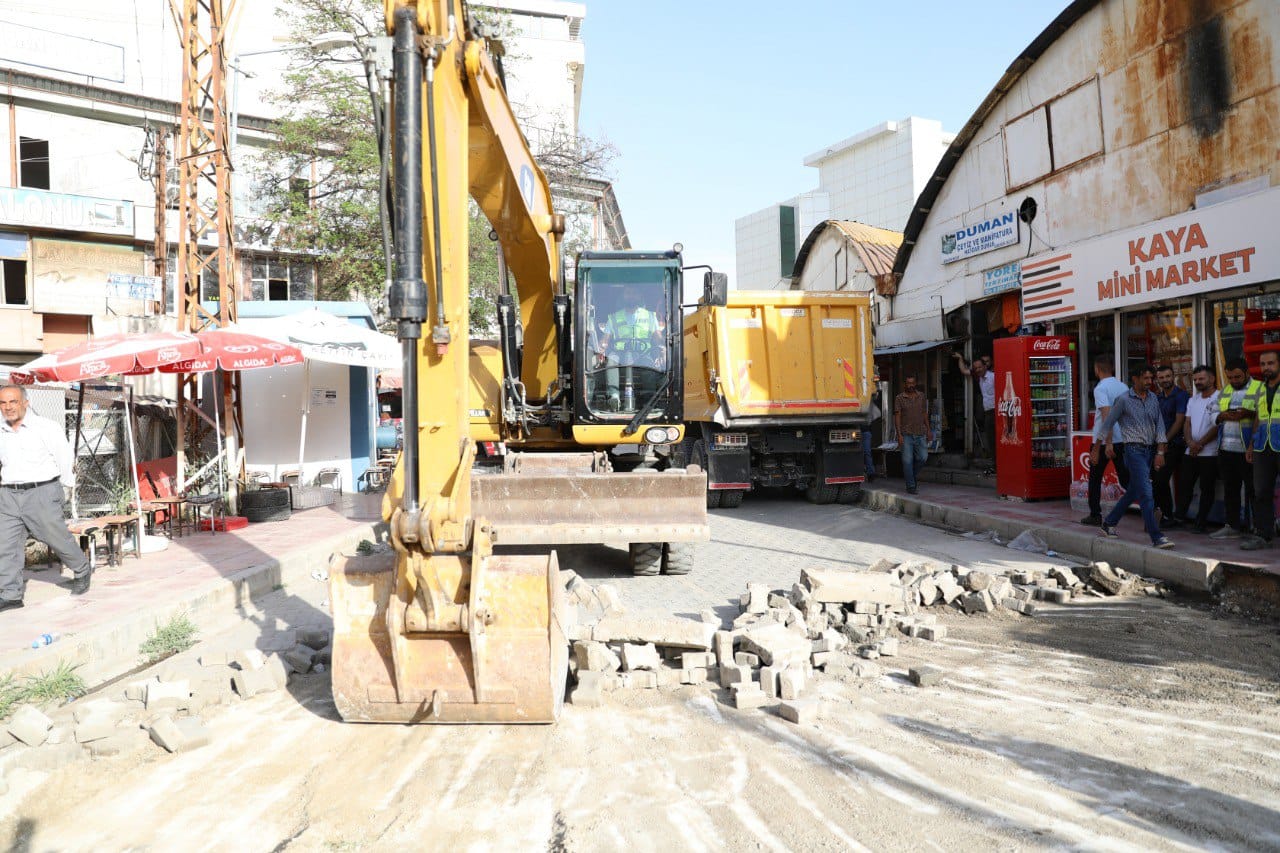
[173,717,212,750]
[621,671,658,689]
[1003,598,1040,617]
[71,700,126,724]
[74,715,119,744]
[935,575,965,604]
[681,651,715,670]
[744,583,770,614]
[265,654,290,688]
[594,584,625,616]
[46,726,71,745]
[909,666,944,687]
[1050,567,1082,589]
[918,625,947,641]
[157,661,205,684]
[232,649,267,671]
[260,631,298,652]
[148,716,187,753]
[8,705,53,747]
[123,679,154,702]
[620,643,662,672]
[1036,587,1071,604]
[767,592,790,609]
[917,577,939,606]
[867,558,899,574]
[962,591,995,614]
[778,668,806,700]
[802,567,903,605]
[593,614,715,650]
[698,609,720,626]
[739,622,812,668]
[569,672,605,707]
[988,577,1014,601]
[297,629,332,650]
[719,663,748,688]
[877,638,900,657]
[965,571,993,592]
[730,684,767,710]
[656,667,683,688]
[779,698,822,725]
[87,728,152,758]
[198,651,234,667]
[811,651,838,669]
[733,652,761,668]
[572,640,620,673]
[14,740,83,772]
[145,680,191,710]
[850,660,882,679]
[680,667,708,685]
[760,665,781,699]
[283,646,317,674]
[232,666,278,699]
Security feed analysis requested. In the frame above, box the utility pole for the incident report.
[170,0,241,503]
[152,127,168,311]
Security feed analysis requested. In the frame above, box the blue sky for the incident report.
[578,1,1070,285]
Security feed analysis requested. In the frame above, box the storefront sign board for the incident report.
[941,211,1019,264]
[982,261,1022,296]
[1023,185,1280,322]
[0,188,133,237]
[32,239,146,316]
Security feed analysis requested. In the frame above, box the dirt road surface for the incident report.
[2,499,1278,851]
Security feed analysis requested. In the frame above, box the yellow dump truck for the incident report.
[682,291,874,507]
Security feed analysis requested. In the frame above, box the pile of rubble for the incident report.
[0,628,331,784]
[565,557,1160,721]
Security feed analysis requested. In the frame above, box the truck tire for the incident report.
[692,440,722,508]
[836,484,862,504]
[662,542,694,575]
[804,484,838,505]
[630,543,663,576]
[242,487,291,523]
[719,489,744,508]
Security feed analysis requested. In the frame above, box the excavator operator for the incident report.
[598,285,666,411]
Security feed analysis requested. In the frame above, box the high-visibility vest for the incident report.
[1220,379,1262,448]
[1249,380,1280,451]
[609,308,657,352]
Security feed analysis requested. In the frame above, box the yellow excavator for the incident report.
[329,0,720,723]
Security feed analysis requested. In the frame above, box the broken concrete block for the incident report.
[145,680,190,711]
[45,725,71,745]
[877,638,899,657]
[743,583,769,614]
[801,567,903,605]
[918,625,947,641]
[656,667,683,688]
[730,684,767,710]
[621,671,659,689]
[283,646,316,674]
[1036,587,1071,604]
[14,740,83,772]
[868,558,899,574]
[570,672,605,707]
[778,668,805,700]
[988,577,1014,601]
[811,651,837,669]
[174,717,211,750]
[594,584,625,616]
[965,571,992,592]
[681,651,716,670]
[713,631,734,665]
[297,628,331,650]
[719,663,748,688]
[74,715,119,744]
[858,647,880,660]
[779,698,822,725]
[88,727,151,758]
[1004,598,1040,617]
[850,660,881,679]
[147,716,186,753]
[916,577,939,606]
[760,665,780,699]
[1085,562,1126,595]
[909,666,944,687]
[734,652,761,668]
[231,649,267,671]
[680,667,708,685]
[740,622,812,668]
[962,591,995,615]
[593,614,715,650]
[232,666,278,699]
[1010,585,1035,602]
[935,574,965,604]
[573,641,620,673]
[123,679,154,703]
[620,643,662,672]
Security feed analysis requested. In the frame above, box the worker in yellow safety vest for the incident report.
[1242,350,1280,550]
[1212,357,1263,540]
[598,285,665,411]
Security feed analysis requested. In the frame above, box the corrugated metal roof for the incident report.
[791,220,903,282]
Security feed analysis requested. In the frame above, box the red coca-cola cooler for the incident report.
[994,335,1076,499]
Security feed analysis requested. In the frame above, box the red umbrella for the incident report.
[12,331,202,383]
[158,327,304,373]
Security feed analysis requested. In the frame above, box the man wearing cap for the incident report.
[0,384,91,610]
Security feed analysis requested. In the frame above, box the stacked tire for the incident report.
[242,487,291,523]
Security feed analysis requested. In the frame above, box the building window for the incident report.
[247,257,316,302]
[1122,306,1192,391]
[1208,294,1280,381]
[1,259,27,306]
[19,137,50,190]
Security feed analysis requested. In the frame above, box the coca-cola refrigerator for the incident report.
[994,335,1075,500]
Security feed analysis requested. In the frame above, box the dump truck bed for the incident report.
[684,291,874,425]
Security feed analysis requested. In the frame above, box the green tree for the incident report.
[252,0,618,333]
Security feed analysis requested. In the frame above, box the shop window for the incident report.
[1,259,27,305]
[1122,306,1192,390]
[19,137,50,190]
[1211,294,1280,379]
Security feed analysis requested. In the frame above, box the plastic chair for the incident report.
[314,467,342,494]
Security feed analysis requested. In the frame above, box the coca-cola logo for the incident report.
[1032,339,1062,352]
[998,397,1022,417]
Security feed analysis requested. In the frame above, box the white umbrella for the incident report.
[249,309,398,486]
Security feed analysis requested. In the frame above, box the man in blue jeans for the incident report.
[1095,365,1175,549]
[894,375,932,495]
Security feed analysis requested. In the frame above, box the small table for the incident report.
[148,496,189,538]
[93,514,142,566]
[185,494,225,534]
[64,520,102,570]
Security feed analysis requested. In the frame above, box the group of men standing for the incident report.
[1081,351,1280,550]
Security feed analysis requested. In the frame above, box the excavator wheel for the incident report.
[719,490,744,509]
[805,484,839,504]
[630,542,663,576]
[661,542,694,575]
[836,484,862,504]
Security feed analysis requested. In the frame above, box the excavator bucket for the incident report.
[328,550,567,723]
[471,468,711,545]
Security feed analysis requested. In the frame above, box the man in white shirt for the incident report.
[1173,365,1220,533]
[1081,354,1132,525]
[953,352,996,474]
[0,385,91,609]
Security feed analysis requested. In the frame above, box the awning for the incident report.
[874,337,960,357]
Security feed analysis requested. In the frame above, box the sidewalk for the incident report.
[1,494,387,689]
[862,478,1280,594]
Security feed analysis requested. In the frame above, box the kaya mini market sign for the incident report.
[941,211,1019,263]
[1020,185,1280,321]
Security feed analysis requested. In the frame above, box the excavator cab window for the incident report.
[579,262,677,417]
